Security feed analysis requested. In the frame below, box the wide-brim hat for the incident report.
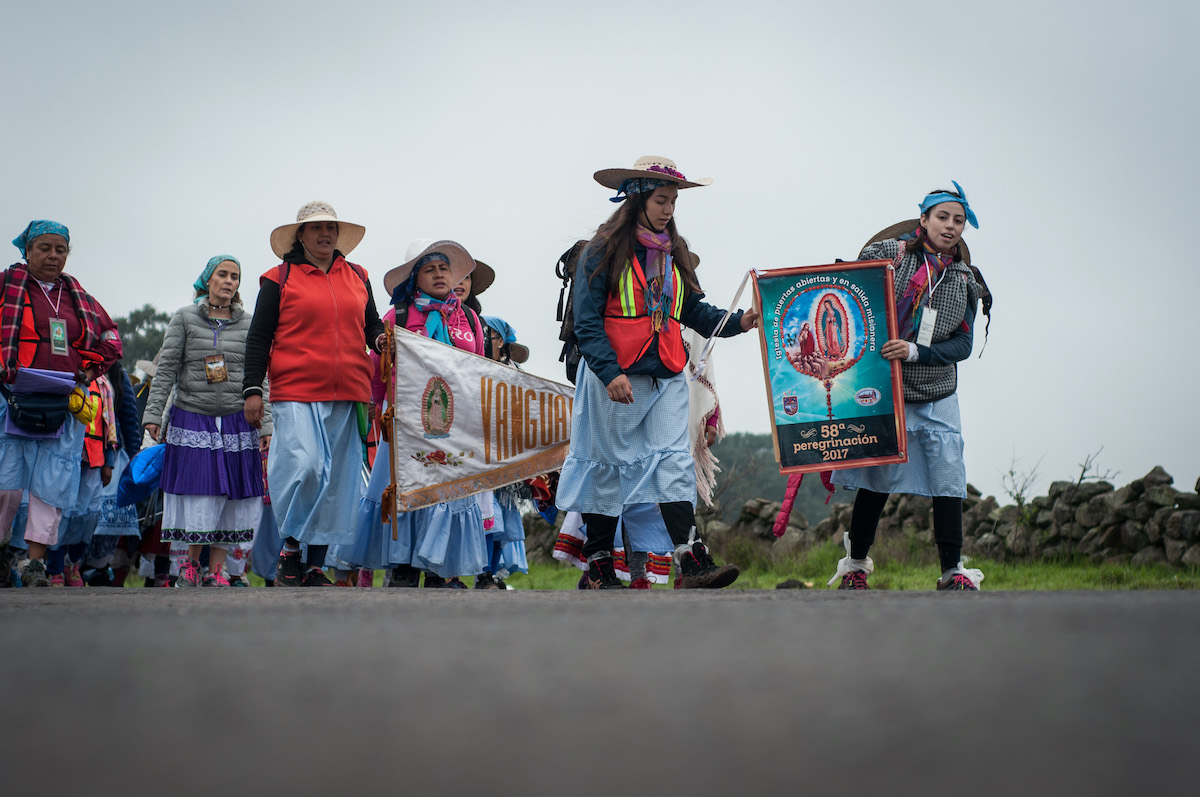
[270,201,366,260]
[468,260,495,295]
[594,155,713,191]
[864,219,971,267]
[134,359,157,378]
[384,238,476,298]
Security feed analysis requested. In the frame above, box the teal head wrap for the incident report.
[918,181,978,229]
[12,220,70,258]
[194,254,242,304]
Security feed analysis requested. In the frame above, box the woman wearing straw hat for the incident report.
[555,156,758,589]
[828,183,986,591]
[0,220,122,588]
[242,202,386,587]
[338,238,489,588]
[143,255,269,587]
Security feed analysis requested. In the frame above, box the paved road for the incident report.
[3,589,1196,796]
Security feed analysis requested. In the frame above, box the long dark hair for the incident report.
[585,189,701,297]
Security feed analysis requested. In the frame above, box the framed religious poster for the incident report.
[752,260,907,474]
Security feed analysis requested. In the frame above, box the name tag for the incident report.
[916,307,938,348]
[204,354,228,384]
[49,318,68,355]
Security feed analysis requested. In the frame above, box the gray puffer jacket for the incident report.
[142,298,273,435]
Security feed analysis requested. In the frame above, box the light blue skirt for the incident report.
[556,361,695,516]
[329,437,416,570]
[832,394,967,498]
[0,397,84,510]
[250,499,284,579]
[54,467,103,547]
[409,498,487,578]
[267,401,363,546]
[484,493,529,574]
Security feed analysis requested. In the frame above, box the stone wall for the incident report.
[708,467,1200,568]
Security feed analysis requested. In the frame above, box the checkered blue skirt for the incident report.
[555,361,695,516]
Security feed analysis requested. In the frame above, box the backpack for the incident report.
[555,240,589,384]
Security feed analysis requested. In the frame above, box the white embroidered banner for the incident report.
[388,328,574,512]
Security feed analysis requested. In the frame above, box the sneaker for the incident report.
[388,564,420,588]
[423,573,447,588]
[628,577,652,590]
[474,572,501,590]
[586,557,626,590]
[175,557,202,588]
[64,562,85,587]
[937,573,979,591]
[202,569,231,587]
[445,577,468,590]
[19,558,51,588]
[276,549,304,588]
[356,568,373,588]
[153,575,172,588]
[301,568,334,587]
[49,573,65,587]
[677,543,739,589]
[227,575,249,588]
[576,572,590,590]
[838,572,870,590]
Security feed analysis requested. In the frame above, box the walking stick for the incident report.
[378,322,401,539]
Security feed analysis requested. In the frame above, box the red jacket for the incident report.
[261,258,374,403]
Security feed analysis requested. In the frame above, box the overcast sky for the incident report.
[4,0,1196,501]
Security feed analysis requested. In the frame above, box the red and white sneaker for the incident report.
[937,573,979,591]
[838,572,870,590]
[628,577,652,589]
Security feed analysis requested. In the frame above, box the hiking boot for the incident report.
[628,577,652,590]
[175,557,202,588]
[388,564,420,588]
[202,569,231,587]
[838,572,870,590]
[445,577,468,589]
[301,568,334,587]
[276,550,304,588]
[19,558,51,588]
[423,573,448,588]
[677,543,739,589]
[937,573,979,591]
[64,562,85,587]
[356,568,373,588]
[586,557,626,590]
[474,572,501,589]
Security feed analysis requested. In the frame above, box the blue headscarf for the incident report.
[918,181,979,229]
[610,177,669,203]
[482,315,519,345]
[12,220,70,258]
[193,254,241,304]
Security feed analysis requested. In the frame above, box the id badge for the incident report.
[916,307,938,348]
[204,354,228,384]
[49,318,68,355]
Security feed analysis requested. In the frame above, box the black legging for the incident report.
[580,501,696,560]
[848,489,963,572]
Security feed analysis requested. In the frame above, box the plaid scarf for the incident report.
[634,225,675,332]
[96,374,118,449]
[1,262,122,383]
[895,234,955,340]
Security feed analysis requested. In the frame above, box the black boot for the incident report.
[389,564,420,587]
[586,556,626,590]
[677,542,739,589]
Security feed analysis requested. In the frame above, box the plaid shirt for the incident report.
[1,262,122,384]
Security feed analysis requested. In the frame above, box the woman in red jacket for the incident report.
[242,202,386,587]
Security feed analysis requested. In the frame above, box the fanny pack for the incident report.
[1,384,71,433]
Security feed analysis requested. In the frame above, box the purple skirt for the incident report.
[160,407,264,500]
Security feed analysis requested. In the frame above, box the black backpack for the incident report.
[556,240,589,384]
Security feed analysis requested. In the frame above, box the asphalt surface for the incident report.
[3,588,1196,796]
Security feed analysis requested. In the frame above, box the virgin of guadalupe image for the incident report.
[428,389,447,435]
[820,297,848,359]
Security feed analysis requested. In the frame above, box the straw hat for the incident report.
[863,219,971,267]
[270,201,366,260]
[383,238,476,298]
[594,156,713,191]
[468,259,495,295]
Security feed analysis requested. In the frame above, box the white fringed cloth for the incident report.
[684,330,722,507]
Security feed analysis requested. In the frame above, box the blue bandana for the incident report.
[918,181,979,229]
[12,220,70,258]
[610,177,669,203]
[193,254,241,304]
[482,315,518,344]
